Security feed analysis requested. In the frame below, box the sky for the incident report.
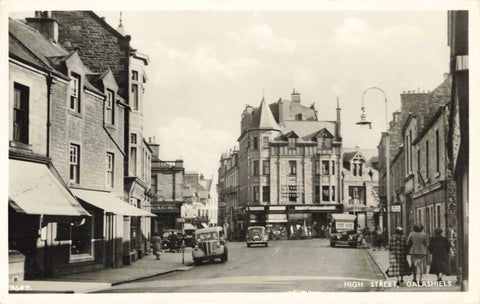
[8,10,450,179]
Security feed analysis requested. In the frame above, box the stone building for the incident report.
[148,139,185,233]
[237,90,342,239]
[341,149,380,229]
[217,148,240,239]
[50,11,154,263]
[390,147,406,232]
[447,10,468,291]
[183,172,218,227]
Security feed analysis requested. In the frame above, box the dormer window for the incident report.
[288,138,296,149]
[324,138,332,149]
[105,89,114,125]
[69,73,81,113]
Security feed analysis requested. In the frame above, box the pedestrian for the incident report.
[152,233,162,260]
[428,227,450,282]
[407,223,427,285]
[386,227,412,286]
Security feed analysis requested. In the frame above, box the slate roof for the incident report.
[258,98,280,130]
[279,120,336,142]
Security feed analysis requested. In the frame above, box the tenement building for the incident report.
[237,90,342,239]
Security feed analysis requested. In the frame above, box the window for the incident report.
[151,175,157,195]
[426,140,429,179]
[317,137,324,150]
[358,164,363,177]
[436,130,440,173]
[70,73,81,112]
[262,186,270,202]
[262,160,270,175]
[331,186,335,202]
[69,144,80,183]
[130,133,137,144]
[324,138,332,149]
[315,160,320,175]
[253,186,260,202]
[105,90,114,124]
[331,161,335,175]
[13,83,29,144]
[353,164,357,176]
[436,204,441,228]
[131,83,139,111]
[106,153,114,187]
[289,160,297,175]
[132,70,139,81]
[315,186,320,202]
[417,148,421,172]
[253,160,259,176]
[130,147,137,176]
[253,137,258,150]
[295,113,302,121]
[263,136,269,149]
[288,185,297,202]
[71,217,92,255]
[409,130,413,172]
[322,161,329,175]
[288,138,296,149]
[322,186,330,202]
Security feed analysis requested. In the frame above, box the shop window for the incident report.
[71,217,93,256]
[13,83,29,144]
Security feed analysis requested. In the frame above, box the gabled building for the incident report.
[184,172,218,227]
[341,149,380,229]
[237,90,342,240]
[49,10,154,263]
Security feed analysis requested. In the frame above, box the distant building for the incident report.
[341,149,380,229]
[217,148,240,239]
[235,90,342,239]
[184,172,218,227]
[148,139,185,233]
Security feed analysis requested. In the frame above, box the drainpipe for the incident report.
[46,72,53,158]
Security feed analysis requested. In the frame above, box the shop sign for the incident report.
[248,206,264,211]
[391,205,401,213]
[270,206,286,211]
[267,214,287,223]
[295,206,337,211]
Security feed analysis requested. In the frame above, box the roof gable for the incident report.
[314,128,334,139]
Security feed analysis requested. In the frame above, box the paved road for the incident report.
[97,239,387,292]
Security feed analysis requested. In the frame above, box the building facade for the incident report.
[51,11,154,263]
[237,90,342,239]
[217,148,240,240]
[148,139,185,233]
[341,150,380,230]
[447,10,469,291]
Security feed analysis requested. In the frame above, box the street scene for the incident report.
[3,6,472,303]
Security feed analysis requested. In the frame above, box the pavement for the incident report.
[364,245,460,291]
[8,249,194,294]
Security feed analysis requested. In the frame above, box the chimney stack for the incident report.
[26,11,59,43]
[291,88,301,103]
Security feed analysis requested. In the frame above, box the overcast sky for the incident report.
[9,10,450,179]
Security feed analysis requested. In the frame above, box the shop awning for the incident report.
[71,189,156,217]
[9,160,90,217]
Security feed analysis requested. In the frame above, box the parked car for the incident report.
[192,226,228,264]
[329,214,359,248]
[183,223,197,248]
[162,229,184,252]
[246,226,269,247]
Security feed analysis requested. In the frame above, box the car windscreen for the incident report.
[248,228,264,235]
[197,232,218,241]
[335,222,354,230]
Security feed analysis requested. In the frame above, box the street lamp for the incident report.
[356,87,391,239]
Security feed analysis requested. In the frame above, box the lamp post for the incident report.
[356,87,391,239]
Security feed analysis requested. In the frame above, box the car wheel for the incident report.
[265,242,268,247]
[330,242,335,247]
[247,244,250,248]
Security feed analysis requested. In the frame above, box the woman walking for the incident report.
[387,227,412,286]
[428,228,450,281]
[407,223,427,285]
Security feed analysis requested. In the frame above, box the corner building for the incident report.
[238,90,342,239]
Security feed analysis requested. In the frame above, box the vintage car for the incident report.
[161,229,184,252]
[183,223,197,247]
[192,226,228,264]
[329,214,359,248]
[246,226,269,247]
